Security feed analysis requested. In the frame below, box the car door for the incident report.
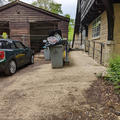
[14,41,26,67]
[20,42,31,64]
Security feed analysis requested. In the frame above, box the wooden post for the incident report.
[88,41,90,55]
[93,41,95,59]
[85,40,86,52]
[100,43,103,64]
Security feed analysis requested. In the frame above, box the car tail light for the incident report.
[0,51,5,60]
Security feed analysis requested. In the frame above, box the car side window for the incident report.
[14,42,25,49]
[10,43,16,49]
[6,42,11,49]
[0,41,10,49]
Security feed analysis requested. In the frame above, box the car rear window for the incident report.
[0,41,11,49]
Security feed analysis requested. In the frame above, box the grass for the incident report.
[105,56,120,93]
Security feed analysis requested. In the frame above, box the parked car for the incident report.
[0,39,34,75]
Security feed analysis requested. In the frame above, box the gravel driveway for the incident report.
[0,51,106,120]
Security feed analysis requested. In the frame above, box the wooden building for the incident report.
[73,0,120,65]
[0,0,69,52]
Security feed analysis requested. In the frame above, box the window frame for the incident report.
[10,42,17,49]
[92,17,101,39]
[14,41,26,49]
[0,41,11,49]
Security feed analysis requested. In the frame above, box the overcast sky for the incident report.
[22,0,77,19]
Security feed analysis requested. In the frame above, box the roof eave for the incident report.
[0,0,70,22]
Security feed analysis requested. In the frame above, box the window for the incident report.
[10,43,16,49]
[0,41,11,49]
[14,41,25,49]
[0,42,3,49]
[92,17,101,38]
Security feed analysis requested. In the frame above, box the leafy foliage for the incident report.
[49,1,62,14]
[65,14,75,42]
[106,56,120,91]
[68,24,74,42]
[32,0,62,14]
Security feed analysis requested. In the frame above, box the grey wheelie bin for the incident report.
[44,47,50,61]
[49,45,63,68]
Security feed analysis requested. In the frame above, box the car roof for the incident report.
[0,39,19,43]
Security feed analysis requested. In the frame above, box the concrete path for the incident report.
[0,51,106,120]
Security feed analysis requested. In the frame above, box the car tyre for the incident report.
[30,55,34,64]
[5,60,17,76]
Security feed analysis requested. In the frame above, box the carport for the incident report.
[0,21,9,38]
[0,0,69,53]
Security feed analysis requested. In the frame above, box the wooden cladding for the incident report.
[9,22,30,35]
[0,5,59,22]
[0,1,69,48]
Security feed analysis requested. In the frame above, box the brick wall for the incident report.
[87,11,108,64]
[74,4,120,65]
[113,4,120,55]
[88,11,108,42]
[73,33,81,49]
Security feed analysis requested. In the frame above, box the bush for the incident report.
[107,56,120,91]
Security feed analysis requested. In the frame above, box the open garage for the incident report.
[0,21,9,38]
[0,0,69,52]
[30,21,58,52]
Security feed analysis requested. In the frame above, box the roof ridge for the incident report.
[0,0,69,22]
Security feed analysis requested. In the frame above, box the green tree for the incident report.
[49,1,62,14]
[32,0,63,14]
[65,14,75,41]
[64,14,70,19]
[32,0,51,11]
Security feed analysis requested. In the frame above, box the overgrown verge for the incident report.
[105,56,120,93]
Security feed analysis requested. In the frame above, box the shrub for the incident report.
[107,56,120,91]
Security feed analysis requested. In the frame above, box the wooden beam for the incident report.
[0,27,9,29]
[101,0,114,40]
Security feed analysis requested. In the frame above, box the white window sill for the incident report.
[92,36,100,40]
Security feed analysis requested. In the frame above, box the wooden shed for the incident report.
[0,0,69,52]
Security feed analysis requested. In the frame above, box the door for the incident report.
[14,41,26,66]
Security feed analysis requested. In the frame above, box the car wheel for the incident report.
[5,60,17,75]
[30,55,34,64]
